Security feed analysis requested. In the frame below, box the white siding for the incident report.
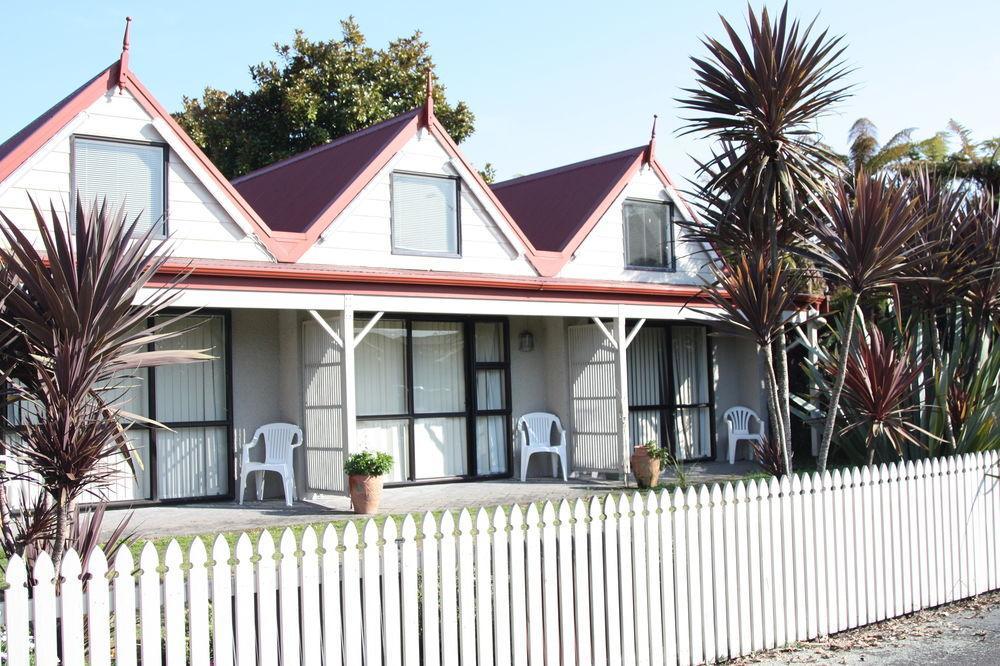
[559,167,714,284]
[0,89,271,261]
[299,132,537,275]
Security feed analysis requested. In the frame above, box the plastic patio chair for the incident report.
[238,423,303,506]
[516,412,569,482]
[723,406,765,464]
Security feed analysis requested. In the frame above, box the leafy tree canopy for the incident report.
[174,18,476,179]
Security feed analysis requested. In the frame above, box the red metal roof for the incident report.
[232,109,420,233]
[490,146,646,252]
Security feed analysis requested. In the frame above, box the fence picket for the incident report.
[815,472,831,638]
[33,553,58,666]
[421,513,442,666]
[673,487,691,665]
[211,537,234,666]
[187,539,210,666]
[617,494,637,665]
[541,502,562,666]
[802,475,818,639]
[457,510,477,665]
[476,508,496,664]
[4,556,30,665]
[299,527,322,666]
[320,525,344,666]
[779,476,795,641]
[278,530,302,666]
[493,508,513,666]
[60,550,85,666]
[602,494,623,665]
[341,523,363,666]
[401,516,421,666]
[901,462,916,615]
[747,480,764,653]
[382,518,403,666]
[509,505,531,666]
[871,466,886,622]
[710,484,728,658]
[722,483,738,661]
[645,492,664,666]
[572,500,593,666]
[162,542,186,666]
[589,498,609,666]
[659,489,677,666]
[524,504,545,666]
[848,468,864,628]
[685,486,704,665]
[362,520,384,666]
[888,464,904,618]
[86,547,112,666]
[439,511,458,666]
[557,501,577,666]
[630,493,650,666]
[769,477,786,648]
[139,542,163,666]
[256,532,279,666]
[233,535,256,666]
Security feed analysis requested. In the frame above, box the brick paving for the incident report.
[107,460,759,540]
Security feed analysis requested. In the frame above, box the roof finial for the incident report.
[117,16,132,89]
[422,68,434,126]
[645,113,658,164]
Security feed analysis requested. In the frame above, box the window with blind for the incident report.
[72,137,166,237]
[623,199,673,270]
[390,172,460,256]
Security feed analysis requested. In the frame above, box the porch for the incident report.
[88,290,767,507]
[106,460,760,539]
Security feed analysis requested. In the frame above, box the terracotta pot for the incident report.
[348,474,384,514]
[630,447,662,489]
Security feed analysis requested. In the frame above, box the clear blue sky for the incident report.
[3,1,998,183]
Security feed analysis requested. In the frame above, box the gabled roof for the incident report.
[0,53,282,260]
[490,136,699,276]
[228,93,543,267]
[232,109,420,233]
[491,146,646,253]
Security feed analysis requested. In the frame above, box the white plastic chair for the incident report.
[723,406,765,464]
[516,412,568,482]
[238,423,303,506]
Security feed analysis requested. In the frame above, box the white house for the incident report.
[0,36,767,505]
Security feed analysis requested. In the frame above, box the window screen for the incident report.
[623,199,672,270]
[73,137,165,236]
[391,173,459,255]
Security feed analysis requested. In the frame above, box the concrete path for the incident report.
[745,591,1000,665]
[105,460,758,539]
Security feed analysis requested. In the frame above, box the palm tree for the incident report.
[679,3,851,467]
[796,170,930,472]
[0,198,211,567]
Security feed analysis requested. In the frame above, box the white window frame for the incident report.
[71,134,169,238]
[389,171,462,258]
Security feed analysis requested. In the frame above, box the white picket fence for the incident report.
[4,451,1000,665]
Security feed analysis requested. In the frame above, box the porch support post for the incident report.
[614,310,631,484]
[342,296,357,457]
[806,313,820,457]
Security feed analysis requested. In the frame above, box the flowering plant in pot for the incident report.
[630,441,670,489]
[345,451,394,514]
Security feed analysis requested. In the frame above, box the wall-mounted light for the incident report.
[518,330,535,353]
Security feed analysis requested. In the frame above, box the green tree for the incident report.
[174,19,476,178]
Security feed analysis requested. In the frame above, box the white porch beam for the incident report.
[591,317,618,349]
[624,319,646,349]
[614,312,631,483]
[308,309,343,348]
[342,297,357,457]
[352,311,385,349]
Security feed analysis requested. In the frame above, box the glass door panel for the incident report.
[357,418,409,482]
[355,318,407,416]
[412,322,465,413]
[476,415,507,475]
[414,416,468,479]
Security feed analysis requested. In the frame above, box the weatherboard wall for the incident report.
[0,88,271,261]
[559,166,713,284]
[298,131,537,275]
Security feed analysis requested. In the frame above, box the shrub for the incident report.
[344,451,394,477]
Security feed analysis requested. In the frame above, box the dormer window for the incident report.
[391,172,460,256]
[72,136,167,237]
[623,199,673,271]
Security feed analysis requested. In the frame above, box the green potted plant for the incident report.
[630,440,668,489]
[344,450,394,514]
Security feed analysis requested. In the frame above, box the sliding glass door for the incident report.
[354,316,511,482]
[627,324,713,460]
